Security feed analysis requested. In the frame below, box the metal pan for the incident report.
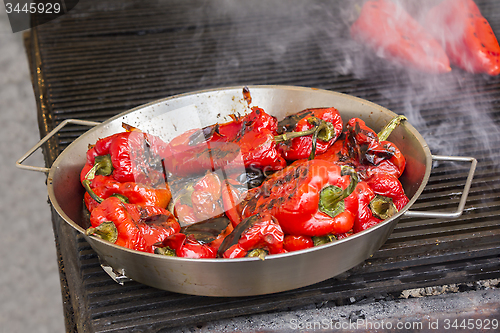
[17,86,477,296]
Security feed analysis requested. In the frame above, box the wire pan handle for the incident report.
[404,155,477,219]
[16,119,100,173]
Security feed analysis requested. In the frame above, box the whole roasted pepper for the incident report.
[86,196,180,253]
[154,217,233,258]
[218,213,285,259]
[344,117,392,167]
[355,115,407,179]
[161,129,243,177]
[277,107,343,161]
[350,0,451,73]
[155,233,217,259]
[82,123,169,186]
[83,174,171,213]
[366,173,409,211]
[242,160,358,237]
[425,0,500,76]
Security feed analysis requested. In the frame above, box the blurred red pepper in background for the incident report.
[350,0,451,73]
[425,0,500,76]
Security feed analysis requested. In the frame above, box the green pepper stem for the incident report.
[274,117,335,144]
[82,160,107,204]
[82,179,104,204]
[370,195,398,220]
[319,166,358,218]
[246,248,268,260]
[274,126,319,143]
[154,247,177,256]
[86,221,118,243]
[312,234,337,246]
[377,115,407,141]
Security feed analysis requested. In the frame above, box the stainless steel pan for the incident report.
[17,86,476,296]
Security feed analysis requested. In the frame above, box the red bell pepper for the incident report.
[242,160,358,237]
[161,128,243,177]
[350,0,451,73]
[283,235,313,252]
[425,0,500,75]
[218,213,285,259]
[154,217,233,258]
[163,106,282,176]
[82,174,171,213]
[366,173,409,211]
[81,123,169,186]
[155,233,217,259]
[354,115,407,179]
[86,196,180,253]
[277,107,343,161]
[171,171,225,225]
[352,181,383,233]
[344,117,393,167]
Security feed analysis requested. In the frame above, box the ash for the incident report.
[165,279,500,333]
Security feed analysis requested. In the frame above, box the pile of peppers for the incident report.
[81,91,409,259]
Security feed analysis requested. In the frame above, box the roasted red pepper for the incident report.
[352,181,383,233]
[171,171,225,225]
[163,106,283,176]
[350,0,451,73]
[82,174,171,213]
[221,180,248,227]
[425,0,500,75]
[86,196,180,253]
[218,213,285,259]
[162,128,243,177]
[353,115,407,179]
[277,107,343,161]
[344,117,393,167]
[366,173,409,211]
[82,123,169,186]
[154,217,233,258]
[283,235,314,252]
[242,160,358,237]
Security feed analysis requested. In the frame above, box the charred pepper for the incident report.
[82,123,169,186]
[277,107,343,161]
[242,160,358,237]
[86,196,180,253]
[218,213,285,259]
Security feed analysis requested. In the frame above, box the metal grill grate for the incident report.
[26,0,500,332]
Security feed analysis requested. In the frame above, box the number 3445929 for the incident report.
[443,318,498,330]
[5,2,61,14]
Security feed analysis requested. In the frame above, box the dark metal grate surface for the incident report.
[26,0,500,332]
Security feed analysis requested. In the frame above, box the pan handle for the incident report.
[16,119,100,173]
[404,155,477,219]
